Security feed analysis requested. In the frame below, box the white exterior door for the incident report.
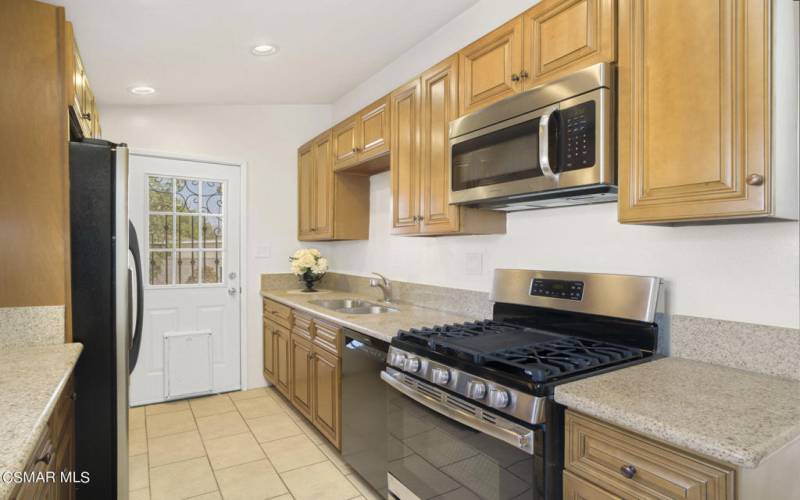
[129,152,242,406]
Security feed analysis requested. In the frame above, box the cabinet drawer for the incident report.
[292,311,314,341]
[312,318,341,356]
[564,469,621,500]
[565,411,734,500]
[263,298,292,328]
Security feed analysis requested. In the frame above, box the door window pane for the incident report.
[149,215,173,249]
[202,216,223,248]
[149,177,173,212]
[203,251,223,284]
[177,215,200,249]
[202,181,223,214]
[149,251,173,285]
[176,179,200,213]
[176,251,199,284]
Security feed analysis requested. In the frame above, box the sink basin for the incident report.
[309,298,398,314]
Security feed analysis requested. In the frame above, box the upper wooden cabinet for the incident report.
[617,0,775,223]
[297,132,369,241]
[65,22,101,139]
[458,17,523,116]
[522,0,615,88]
[391,58,506,236]
[333,96,391,173]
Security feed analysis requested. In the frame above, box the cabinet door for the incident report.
[312,347,341,449]
[290,334,313,419]
[332,117,360,170]
[458,17,523,115]
[522,0,615,88]
[312,132,334,239]
[420,56,460,235]
[390,78,421,234]
[358,96,390,160]
[617,0,770,223]
[297,142,316,240]
[563,470,621,500]
[263,319,276,381]
[274,328,291,398]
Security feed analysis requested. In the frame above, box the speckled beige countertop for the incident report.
[0,343,82,499]
[261,289,477,342]
[555,357,800,468]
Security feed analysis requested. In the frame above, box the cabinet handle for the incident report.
[70,392,77,401]
[746,173,764,186]
[36,451,53,466]
[510,73,520,82]
[520,70,529,79]
[81,112,92,121]
[351,147,358,154]
[620,464,637,479]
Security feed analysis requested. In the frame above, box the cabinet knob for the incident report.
[70,392,77,401]
[520,70,529,79]
[511,73,520,82]
[746,173,764,186]
[81,112,92,121]
[620,464,637,479]
[36,451,53,466]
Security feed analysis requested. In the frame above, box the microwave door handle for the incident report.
[539,108,558,182]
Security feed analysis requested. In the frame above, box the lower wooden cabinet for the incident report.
[263,299,343,449]
[564,411,734,499]
[13,375,76,500]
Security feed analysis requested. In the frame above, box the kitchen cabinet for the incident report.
[290,333,314,420]
[564,411,734,499]
[617,0,774,223]
[458,17,523,115]
[12,376,76,500]
[333,96,391,173]
[65,22,101,139]
[522,0,615,88]
[391,58,506,236]
[262,299,343,449]
[297,132,370,241]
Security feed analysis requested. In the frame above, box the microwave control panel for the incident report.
[559,101,596,172]
[530,278,584,301]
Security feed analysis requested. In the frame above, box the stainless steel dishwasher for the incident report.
[341,329,391,497]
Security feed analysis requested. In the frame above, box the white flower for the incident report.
[308,248,321,257]
[290,248,328,276]
[311,257,328,274]
[298,254,316,268]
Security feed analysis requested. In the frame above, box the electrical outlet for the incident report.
[255,245,271,259]
[465,252,483,276]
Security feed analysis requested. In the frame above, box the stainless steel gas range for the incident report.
[381,269,662,500]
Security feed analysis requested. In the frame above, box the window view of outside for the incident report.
[148,176,224,286]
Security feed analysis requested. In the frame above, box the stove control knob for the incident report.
[467,381,487,399]
[389,352,407,368]
[404,357,421,373]
[488,389,511,409]
[431,367,451,385]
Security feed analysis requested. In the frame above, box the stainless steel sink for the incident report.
[309,298,398,314]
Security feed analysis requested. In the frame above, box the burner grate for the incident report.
[397,320,643,383]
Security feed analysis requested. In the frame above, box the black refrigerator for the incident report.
[70,138,143,498]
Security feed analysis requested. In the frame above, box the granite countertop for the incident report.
[261,289,477,342]
[555,357,800,468]
[0,343,82,499]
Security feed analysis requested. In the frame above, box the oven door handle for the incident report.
[381,370,536,454]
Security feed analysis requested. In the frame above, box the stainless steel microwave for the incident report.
[448,63,616,211]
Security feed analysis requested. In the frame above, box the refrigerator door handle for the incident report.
[128,221,144,372]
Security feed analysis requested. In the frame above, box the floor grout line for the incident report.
[189,401,224,499]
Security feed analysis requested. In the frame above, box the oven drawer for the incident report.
[564,411,734,500]
[263,298,292,329]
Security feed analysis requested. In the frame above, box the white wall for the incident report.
[321,0,800,330]
[102,104,331,389]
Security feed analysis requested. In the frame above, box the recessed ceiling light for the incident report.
[129,86,155,95]
[251,44,279,56]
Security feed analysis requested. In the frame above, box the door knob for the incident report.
[228,287,238,296]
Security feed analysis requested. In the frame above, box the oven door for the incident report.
[381,369,544,500]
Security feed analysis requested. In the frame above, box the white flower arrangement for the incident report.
[290,248,328,291]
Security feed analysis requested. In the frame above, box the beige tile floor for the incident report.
[128,386,382,500]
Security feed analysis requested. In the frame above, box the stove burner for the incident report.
[397,320,644,383]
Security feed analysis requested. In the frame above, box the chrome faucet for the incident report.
[369,272,393,303]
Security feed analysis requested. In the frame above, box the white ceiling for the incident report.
[53,0,479,105]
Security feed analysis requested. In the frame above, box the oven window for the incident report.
[451,117,542,191]
[386,390,542,500]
